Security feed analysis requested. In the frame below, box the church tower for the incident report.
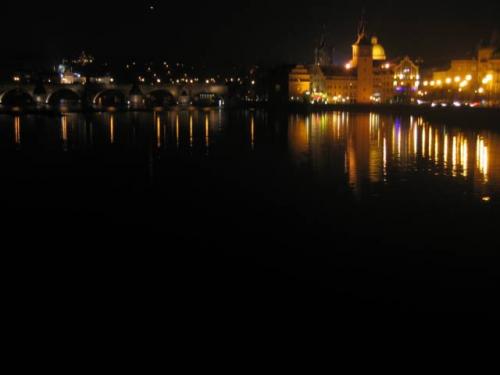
[352,13,374,104]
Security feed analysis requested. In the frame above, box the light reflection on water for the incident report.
[1,110,499,200]
[288,112,497,197]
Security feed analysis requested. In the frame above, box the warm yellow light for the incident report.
[446,78,452,84]
[459,81,468,88]
[478,87,485,94]
[466,74,472,81]
[482,74,493,84]
[423,81,429,86]
[437,80,443,86]
[430,81,435,86]
[454,76,461,83]
[345,63,352,70]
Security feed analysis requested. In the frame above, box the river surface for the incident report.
[2,110,499,312]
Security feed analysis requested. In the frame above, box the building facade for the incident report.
[289,19,416,104]
[429,35,500,105]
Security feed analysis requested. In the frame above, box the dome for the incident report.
[371,36,387,61]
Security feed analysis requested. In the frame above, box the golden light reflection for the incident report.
[477,136,489,183]
[413,123,418,155]
[110,115,115,144]
[434,130,439,164]
[422,125,426,158]
[287,113,495,194]
[250,114,255,150]
[61,116,68,151]
[428,126,433,158]
[452,136,457,177]
[369,113,382,183]
[14,116,21,145]
[189,114,193,148]
[383,137,388,180]
[461,138,468,178]
[176,114,180,148]
[205,114,210,149]
[444,134,448,166]
[156,114,161,148]
[397,126,402,156]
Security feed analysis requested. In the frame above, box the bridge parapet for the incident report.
[0,82,228,107]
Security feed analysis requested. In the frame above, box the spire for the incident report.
[314,25,331,65]
[355,8,371,46]
[319,24,327,49]
[358,8,367,38]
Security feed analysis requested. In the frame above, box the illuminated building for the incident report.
[393,56,420,102]
[289,65,311,99]
[288,17,414,104]
[58,64,86,85]
[430,33,500,105]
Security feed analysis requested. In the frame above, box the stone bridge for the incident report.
[0,82,228,108]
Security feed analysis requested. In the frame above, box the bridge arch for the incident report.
[93,89,126,107]
[46,89,81,106]
[146,89,176,108]
[0,89,35,106]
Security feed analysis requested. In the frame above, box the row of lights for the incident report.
[423,74,494,88]
[346,62,392,70]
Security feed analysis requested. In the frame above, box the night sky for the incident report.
[2,1,499,67]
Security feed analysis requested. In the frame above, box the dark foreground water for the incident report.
[1,110,499,315]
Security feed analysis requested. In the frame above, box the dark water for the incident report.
[2,110,499,314]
